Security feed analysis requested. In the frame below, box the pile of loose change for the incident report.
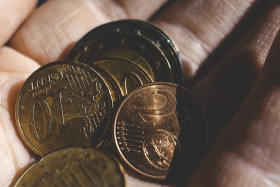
[14,20,208,186]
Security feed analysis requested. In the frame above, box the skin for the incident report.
[1,0,280,186]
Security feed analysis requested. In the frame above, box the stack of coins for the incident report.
[13,20,208,186]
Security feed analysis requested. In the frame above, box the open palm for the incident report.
[1,0,280,186]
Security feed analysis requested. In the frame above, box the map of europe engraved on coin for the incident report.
[16,61,113,155]
[13,147,126,187]
[113,82,208,180]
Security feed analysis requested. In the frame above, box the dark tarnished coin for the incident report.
[113,82,207,180]
[68,19,182,83]
[118,19,183,83]
[93,58,152,96]
[16,61,115,155]
[14,147,126,187]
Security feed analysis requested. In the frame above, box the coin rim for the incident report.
[116,19,183,84]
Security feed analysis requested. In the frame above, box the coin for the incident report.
[68,19,182,83]
[16,61,115,155]
[85,64,123,147]
[13,147,126,187]
[89,63,122,105]
[116,19,183,83]
[93,58,152,96]
[113,82,208,180]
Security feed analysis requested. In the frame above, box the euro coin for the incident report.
[113,82,207,180]
[93,58,152,96]
[16,61,115,155]
[68,20,180,83]
[14,147,126,187]
[113,19,183,83]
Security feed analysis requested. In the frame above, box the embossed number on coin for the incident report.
[93,58,152,96]
[113,82,208,180]
[16,61,113,155]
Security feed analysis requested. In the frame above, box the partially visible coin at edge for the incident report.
[93,57,152,96]
[113,82,208,180]
[13,147,126,187]
[115,19,183,83]
[68,19,182,84]
[16,61,114,155]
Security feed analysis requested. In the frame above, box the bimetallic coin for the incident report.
[14,147,126,187]
[93,58,152,96]
[113,82,208,180]
[16,61,114,155]
[68,20,177,83]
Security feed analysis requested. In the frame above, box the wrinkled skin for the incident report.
[1,0,280,186]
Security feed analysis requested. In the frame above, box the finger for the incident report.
[0,47,40,73]
[0,0,37,46]
[10,0,168,65]
[0,73,35,187]
[191,3,280,141]
[152,0,268,82]
[188,26,280,187]
[0,47,39,186]
[126,174,169,187]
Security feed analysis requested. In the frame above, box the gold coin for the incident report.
[68,20,180,83]
[15,61,115,155]
[13,147,126,187]
[113,82,208,180]
[89,63,122,106]
[84,64,123,147]
[93,58,152,96]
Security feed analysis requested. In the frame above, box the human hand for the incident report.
[1,0,280,186]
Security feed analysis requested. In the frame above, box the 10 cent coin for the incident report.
[16,61,114,155]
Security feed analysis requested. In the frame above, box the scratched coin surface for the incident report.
[68,19,181,83]
[16,61,114,156]
[14,147,126,187]
[93,58,152,96]
[113,82,208,180]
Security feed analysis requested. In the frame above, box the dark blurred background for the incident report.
[37,0,47,7]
